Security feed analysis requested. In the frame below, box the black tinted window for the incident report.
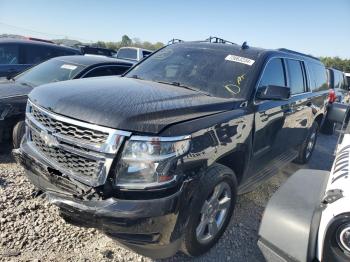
[84,66,129,78]
[308,62,328,92]
[24,45,55,64]
[286,59,305,94]
[0,44,19,64]
[259,58,286,88]
[142,51,152,57]
[54,48,79,56]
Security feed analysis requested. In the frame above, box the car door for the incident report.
[250,57,309,174]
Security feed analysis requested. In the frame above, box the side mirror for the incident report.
[256,85,291,100]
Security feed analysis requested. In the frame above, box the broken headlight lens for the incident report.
[115,136,190,189]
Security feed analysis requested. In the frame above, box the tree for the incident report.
[320,57,350,72]
[121,35,132,47]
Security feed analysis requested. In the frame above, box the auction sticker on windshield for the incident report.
[225,55,255,66]
[61,64,78,70]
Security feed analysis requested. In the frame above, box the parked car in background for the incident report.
[115,47,152,62]
[14,38,328,258]
[79,45,117,57]
[0,55,133,148]
[321,68,349,134]
[0,38,81,78]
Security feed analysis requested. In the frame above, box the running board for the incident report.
[238,150,298,194]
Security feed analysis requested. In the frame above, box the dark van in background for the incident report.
[0,38,81,78]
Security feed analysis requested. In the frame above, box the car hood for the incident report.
[0,80,33,99]
[29,77,243,134]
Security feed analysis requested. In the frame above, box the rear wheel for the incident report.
[12,121,25,149]
[294,121,318,164]
[182,164,237,257]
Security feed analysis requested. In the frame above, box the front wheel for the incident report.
[294,122,319,164]
[182,164,237,257]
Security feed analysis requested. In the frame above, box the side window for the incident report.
[340,73,347,90]
[259,58,286,88]
[0,44,19,64]
[286,59,305,95]
[307,62,328,92]
[142,51,152,57]
[108,66,130,75]
[24,45,55,64]
[83,66,128,78]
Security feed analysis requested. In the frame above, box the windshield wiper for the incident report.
[154,80,212,97]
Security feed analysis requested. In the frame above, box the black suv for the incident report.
[0,38,81,78]
[14,39,329,258]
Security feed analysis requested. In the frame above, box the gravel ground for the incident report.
[0,133,337,262]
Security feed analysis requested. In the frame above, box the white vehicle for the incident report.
[114,47,152,62]
[345,72,350,87]
[258,107,350,262]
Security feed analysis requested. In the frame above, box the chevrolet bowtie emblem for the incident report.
[40,130,59,147]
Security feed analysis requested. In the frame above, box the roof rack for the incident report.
[168,39,184,45]
[277,48,320,61]
[205,36,237,45]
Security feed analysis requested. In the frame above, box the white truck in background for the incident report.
[114,47,152,62]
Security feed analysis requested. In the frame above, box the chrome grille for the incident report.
[25,100,131,187]
[31,106,108,144]
[31,131,101,178]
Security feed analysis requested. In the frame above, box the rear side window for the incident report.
[83,66,129,78]
[24,45,55,64]
[142,50,152,57]
[308,62,328,92]
[0,44,19,64]
[259,58,286,88]
[286,59,305,94]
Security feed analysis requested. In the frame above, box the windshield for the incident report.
[15,59,85,86]
[125,44,256,98]
[117,48,138,60]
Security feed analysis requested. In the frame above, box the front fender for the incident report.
[258,169,329,262]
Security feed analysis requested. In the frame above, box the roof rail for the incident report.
[277,48,320,61]
[205,36,237,45]
[168,39,184,45]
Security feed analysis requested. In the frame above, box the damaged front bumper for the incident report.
[13,141,192,258]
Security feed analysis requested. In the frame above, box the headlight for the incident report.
[115,136,190,189]
[337,224,350,254]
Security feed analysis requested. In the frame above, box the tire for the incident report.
[12,121,26,149]
[293,121,319,164]
[320,118,335,135]
[182,163,237,257]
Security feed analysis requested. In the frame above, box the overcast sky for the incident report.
[1,0,349,58]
